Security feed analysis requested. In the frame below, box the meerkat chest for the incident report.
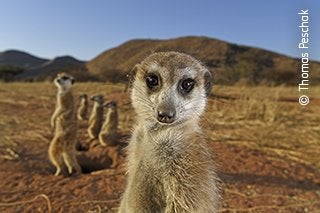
[56,110,76,128]
[139,129,189,172]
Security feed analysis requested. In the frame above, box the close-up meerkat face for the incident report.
[131,51,212,126]
[54,73,75,91]
[90,95,104,104]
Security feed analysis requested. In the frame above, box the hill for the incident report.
[86,36,320,85]
[2,36,320,84]
[0,50,49,69]
[16,56,86,81]
[0,50,91,81]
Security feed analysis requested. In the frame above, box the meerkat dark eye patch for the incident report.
[179,78,195,94]
[61,76,69,81]
[146,73,159,89]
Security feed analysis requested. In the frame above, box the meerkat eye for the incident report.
[146,74,159,89]
[180,78,195,93]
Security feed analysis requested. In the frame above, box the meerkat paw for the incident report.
[66,166,73,175]
[54,168,61,176]
[99,141,107,146]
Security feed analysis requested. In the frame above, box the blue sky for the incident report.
[0,0,319,61]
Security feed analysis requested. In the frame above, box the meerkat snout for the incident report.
[104,101,117,109]
[80,94,87,99]
[90,95,104,103]
[157,104,176,123]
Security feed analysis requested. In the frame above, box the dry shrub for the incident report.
[209,86,283,123]
[206,85,320,168]
[236,87,280,123]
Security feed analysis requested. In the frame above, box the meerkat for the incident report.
[118,52,220,213]
[87,94,104,141]
[49,73,82,176]
[77,94,88,121]
[99,101,118,146]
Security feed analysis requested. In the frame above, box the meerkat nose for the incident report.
[157,110,176,124]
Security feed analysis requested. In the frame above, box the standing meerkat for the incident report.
[99,101,118,146]
[119,52,220,212]
[77,94,88,121]
[49,73,82,176]
[87,95,104,141]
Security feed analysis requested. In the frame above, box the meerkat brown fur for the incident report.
[119,52,220,212]
[49,73,82,176]
[77,94,88,121]
[87,95,104,140]
[99,101,118,146]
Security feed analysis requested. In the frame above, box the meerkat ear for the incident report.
[71,78,75,84]
[204,70,213,96]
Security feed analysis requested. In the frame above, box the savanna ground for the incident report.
[0,82,319,213]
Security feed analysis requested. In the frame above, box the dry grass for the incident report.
[205,85,320,169]
[0,82,131,159]
[1,82,319,169]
